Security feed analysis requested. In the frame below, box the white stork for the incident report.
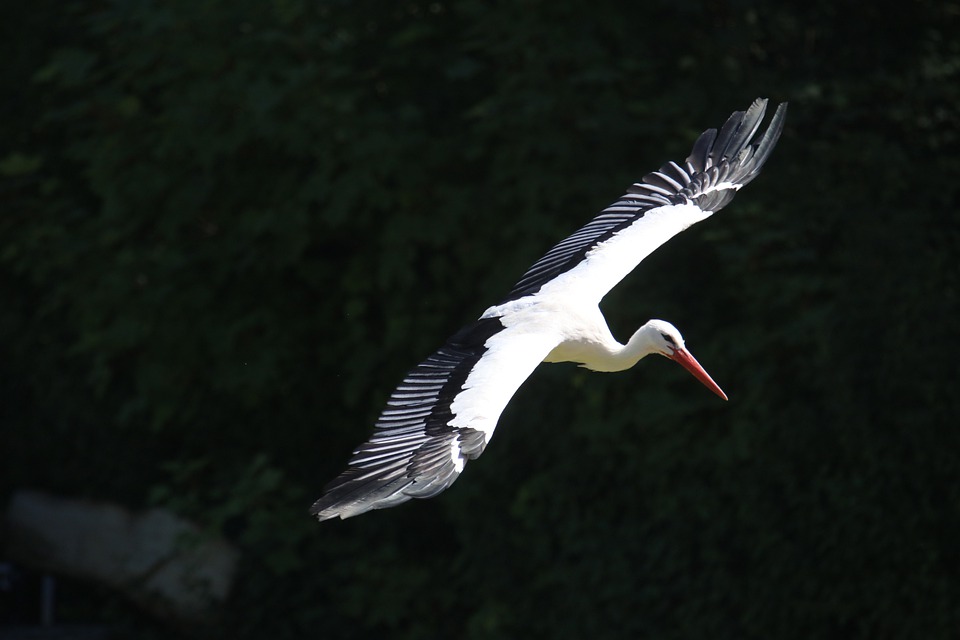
[312,98,787,521]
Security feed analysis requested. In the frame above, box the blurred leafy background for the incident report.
[2,0,958,638]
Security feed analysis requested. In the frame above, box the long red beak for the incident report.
[669,347,728,401]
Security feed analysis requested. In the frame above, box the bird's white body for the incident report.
[312,99,787,521]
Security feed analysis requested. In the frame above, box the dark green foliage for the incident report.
[2,0,958,638]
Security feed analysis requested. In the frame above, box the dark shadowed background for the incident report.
[2,0,958,638]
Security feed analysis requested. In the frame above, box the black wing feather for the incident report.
[310,318,504,521]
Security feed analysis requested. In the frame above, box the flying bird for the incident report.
[312,98,787,521]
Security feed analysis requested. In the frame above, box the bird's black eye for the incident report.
[659,331,677,346]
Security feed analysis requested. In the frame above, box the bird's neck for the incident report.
[588,324,662,372]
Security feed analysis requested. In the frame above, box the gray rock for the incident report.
[3,490,239,625]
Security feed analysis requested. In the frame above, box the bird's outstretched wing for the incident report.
[502,98,787,305]
[311,318,560,521]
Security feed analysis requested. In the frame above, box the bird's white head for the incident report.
[644,319,687,356]
[643,319,728,401]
